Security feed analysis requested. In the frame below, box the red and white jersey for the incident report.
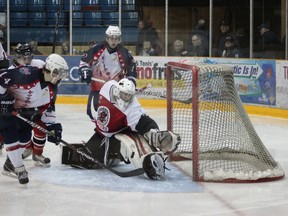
[9,58,45,69]
[79,42,137,91]
[0,43,7,61]
[91,48,122,82]
[95,80,146,137]
[8,58,57,123]
[0,65,54,112]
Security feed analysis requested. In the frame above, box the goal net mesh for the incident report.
[166,61,284,182]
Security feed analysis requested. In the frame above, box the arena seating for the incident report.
[6,0,139,45]
[0,0,6,11]
[10,0,27,11]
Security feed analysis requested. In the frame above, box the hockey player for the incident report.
[62,78,181,180]
[78,25,137,121]
[8,43,57,165]
[0,42,9,154]
[0,53,68,184]
[9,43,45,69]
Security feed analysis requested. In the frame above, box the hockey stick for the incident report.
[52,0,62,53]
[160,95,192,104]
[136,83,152,94]
[91,77,105,83]
[13,112,145,178]
[137,87,192,104]
[91,69,125,83]
[91,77,151,94]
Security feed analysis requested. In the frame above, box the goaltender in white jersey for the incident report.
[62,78,181,180]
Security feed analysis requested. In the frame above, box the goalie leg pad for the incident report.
[115,132,157,168]
[61,144,98,169]
[115,132,166,180]
[61,144,84,165]
[144,129,181,154]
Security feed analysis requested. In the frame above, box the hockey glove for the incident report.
[144,129,181,154]
[18,108,41,121]
[79,66,92,84]
[0,94,15,118]
[46,123,63,145]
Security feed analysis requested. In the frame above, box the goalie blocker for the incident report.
[61,129,180,180]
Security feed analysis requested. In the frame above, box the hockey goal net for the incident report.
[166,61,284,182]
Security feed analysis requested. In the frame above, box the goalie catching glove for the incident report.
[144,129,181,154]
[46,123,62,145]
[78,66,92,84]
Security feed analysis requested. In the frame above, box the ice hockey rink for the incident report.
[0,104,288,216]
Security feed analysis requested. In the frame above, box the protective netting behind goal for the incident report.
[166,61,284,182]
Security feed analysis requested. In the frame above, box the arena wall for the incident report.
[28,55,288,118]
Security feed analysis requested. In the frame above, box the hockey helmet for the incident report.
[113,78,136,111]
[44,54,69,84]
[14,43,33,57]
[14,43,34,65]
[105,26,121,48]
[105,25,122,37]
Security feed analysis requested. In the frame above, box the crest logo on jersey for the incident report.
[4,78,10,84]
[19,67,31,75]
[96,106,110,131]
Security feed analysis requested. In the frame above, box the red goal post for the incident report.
[166,61,285,183]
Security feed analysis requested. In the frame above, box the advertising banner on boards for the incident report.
[32,55,279,107]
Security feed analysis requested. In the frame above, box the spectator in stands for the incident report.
[138,40,158,56]
[255,23,281,59]
[235,28,249,58]
[61,41,70,55]
[136,19,161,56]
[187,18,209,52]
[29,40,43,55]
[215,20,238,57]
[61,41,78,55]
[88,40,97,49]
[187,34,209,57]
[171,40,187,56]
[221,36,242,58]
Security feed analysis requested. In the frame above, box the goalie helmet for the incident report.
[113,78,136,111]
[44,54,69,84]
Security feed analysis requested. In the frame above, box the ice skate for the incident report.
[22,147,33,159]
[15,165,29,185]
[32,153,51,167]
[2,157,17,179]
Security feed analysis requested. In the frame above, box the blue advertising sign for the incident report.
[201,58,276,106]
[14,56,277,106]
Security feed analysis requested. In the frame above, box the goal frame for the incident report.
[166,62,200,181]
[166,61,285,183]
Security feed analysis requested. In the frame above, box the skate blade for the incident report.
[2,170,18,179]
[34,161,51,168]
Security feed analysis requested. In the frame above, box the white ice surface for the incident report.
[1,105,288,216]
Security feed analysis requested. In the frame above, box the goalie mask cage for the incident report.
[166,61,284,183]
